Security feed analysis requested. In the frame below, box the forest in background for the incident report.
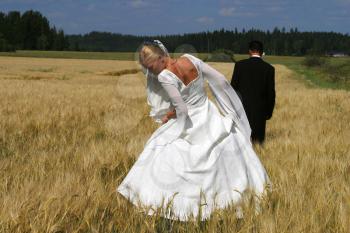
[1,10,350,56]
[0,10,68,51]
[68,29,350,56]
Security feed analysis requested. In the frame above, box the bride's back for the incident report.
[166,57,199,86]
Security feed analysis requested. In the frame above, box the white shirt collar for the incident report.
[251,55,261,58]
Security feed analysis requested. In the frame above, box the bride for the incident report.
[117,40,270,221]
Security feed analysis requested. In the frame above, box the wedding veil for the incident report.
[138,40,251,141]
[139,40,172,123]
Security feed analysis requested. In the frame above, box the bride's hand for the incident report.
[167,109,176,119]
[162,116,169,124]
[162,109,176,124]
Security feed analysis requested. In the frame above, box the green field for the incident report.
[0,50,137,60]
[0,50,302,63]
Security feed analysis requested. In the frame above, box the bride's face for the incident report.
[143,56,165,75]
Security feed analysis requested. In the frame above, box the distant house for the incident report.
[326,51,349,57]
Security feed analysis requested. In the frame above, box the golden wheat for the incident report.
[0,56,349,232]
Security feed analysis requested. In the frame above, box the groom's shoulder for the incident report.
[261,60,274,69]
[235,58,250,65]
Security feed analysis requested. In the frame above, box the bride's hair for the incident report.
[139,41,168,66]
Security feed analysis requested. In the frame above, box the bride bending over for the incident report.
[117,40,270,221]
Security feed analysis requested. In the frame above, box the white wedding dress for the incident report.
[117,54,270,221]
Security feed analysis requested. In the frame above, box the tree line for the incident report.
[0,10,68,51]
[68,29,350,56]
[1,10,350,56]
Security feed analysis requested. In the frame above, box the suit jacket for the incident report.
[231,57,275,126]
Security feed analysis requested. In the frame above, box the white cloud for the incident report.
[219,7,235,16]
[196,16,214,24]
[267,6,283,12]
[130,0,148,8]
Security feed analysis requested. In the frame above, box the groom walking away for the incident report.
[230,40,275,144]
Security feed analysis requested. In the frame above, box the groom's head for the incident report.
[248,40,263,56]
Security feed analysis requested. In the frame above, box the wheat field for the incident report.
[0,56,349,233]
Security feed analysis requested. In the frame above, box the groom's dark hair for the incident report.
[249,40,263,54]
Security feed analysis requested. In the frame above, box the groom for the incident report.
[230,40,275,144]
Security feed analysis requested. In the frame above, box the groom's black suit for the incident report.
[230,57,275,143]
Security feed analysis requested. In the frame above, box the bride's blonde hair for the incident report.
[139,43,168,66]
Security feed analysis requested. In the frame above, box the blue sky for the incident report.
[1,0,350,35]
